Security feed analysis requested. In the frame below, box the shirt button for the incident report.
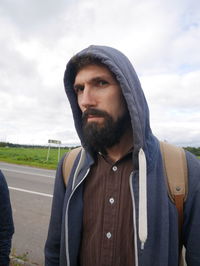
[106,232,112,239]
[109,198,115,204]
[112,166,117,171]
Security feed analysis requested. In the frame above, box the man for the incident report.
[45,45,200,265]
[0,171,14,266]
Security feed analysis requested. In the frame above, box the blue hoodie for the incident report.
[45,45,200,266]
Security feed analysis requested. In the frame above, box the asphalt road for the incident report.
[0,162,56,266]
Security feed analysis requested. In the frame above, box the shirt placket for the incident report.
[101,163,121,266]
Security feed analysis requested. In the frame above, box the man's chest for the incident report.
[80,154,135,266]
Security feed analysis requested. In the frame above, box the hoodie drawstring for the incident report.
[138,148,148,249]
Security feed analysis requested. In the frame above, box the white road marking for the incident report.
[1,168,54,178]
[9,186,53,198]
[0,162,42,170]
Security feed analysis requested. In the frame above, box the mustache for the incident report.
[82,108,109,120]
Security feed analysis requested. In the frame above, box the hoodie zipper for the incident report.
[129,172,139,266]
[65,168,90,266]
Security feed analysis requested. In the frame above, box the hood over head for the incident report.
[64,45,157,168]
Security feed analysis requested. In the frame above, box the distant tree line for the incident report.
[0,142,43,148]
[183,147,200,157]
[0,142,78,150]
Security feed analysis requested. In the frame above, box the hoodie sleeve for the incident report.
[44,158,66,266]
[183,152,200,265]
[0,171,14,266]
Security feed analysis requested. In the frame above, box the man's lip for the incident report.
[88,115,101,118]
[87,115,104,121]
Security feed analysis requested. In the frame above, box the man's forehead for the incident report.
[74,63,117,83]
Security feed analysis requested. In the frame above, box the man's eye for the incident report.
[98,80,108,86]
[74,86,84,94]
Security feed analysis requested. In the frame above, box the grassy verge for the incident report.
[10,249,39,266]
[10,250,29,266]
[0,147,70,169]
[0,147,198,170]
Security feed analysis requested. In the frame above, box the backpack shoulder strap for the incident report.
[160,141,188,203]
[160,141,188,263]
[62,147,82,186]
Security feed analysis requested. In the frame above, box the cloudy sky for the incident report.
[0,0,199,147]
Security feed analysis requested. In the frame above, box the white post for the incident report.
[58,145,61,162]
[46,145,51,161]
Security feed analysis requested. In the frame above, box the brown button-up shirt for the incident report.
[80,151,135,266]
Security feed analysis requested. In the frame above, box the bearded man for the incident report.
[45,46,200,266]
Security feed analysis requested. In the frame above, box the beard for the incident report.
[82,108,131,155]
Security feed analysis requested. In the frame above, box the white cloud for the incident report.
[141,70,200,146]
[142,70,200,109]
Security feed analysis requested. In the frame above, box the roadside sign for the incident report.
[48,139,61,144]
[47,139,62,162]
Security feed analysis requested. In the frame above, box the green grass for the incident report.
[10,250,29,266]
[0,147,199,170]
[10,249,39,265]
[0,147,70,169]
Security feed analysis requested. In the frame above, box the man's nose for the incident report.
[79,87,96,110]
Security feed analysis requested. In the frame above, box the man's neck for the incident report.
[106,128,133,162]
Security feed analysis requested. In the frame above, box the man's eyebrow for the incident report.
[89,74,115,83]
[90,76,109,82]
[91,74,117,83]
[74,75,110,86]
[73,74,116,91]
